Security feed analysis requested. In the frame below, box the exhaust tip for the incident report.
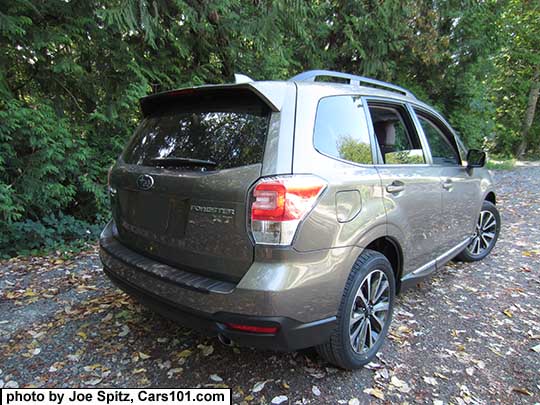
[217,333,233,347]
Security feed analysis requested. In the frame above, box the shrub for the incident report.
[0,213,104,258]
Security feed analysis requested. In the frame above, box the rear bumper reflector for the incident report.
[225,323,279,334]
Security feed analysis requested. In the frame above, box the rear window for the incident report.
[123,93,270,170]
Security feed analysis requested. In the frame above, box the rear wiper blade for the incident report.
[148,157,217,167]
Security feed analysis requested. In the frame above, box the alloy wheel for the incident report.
[466,210,497,256]
[349,270,390,354]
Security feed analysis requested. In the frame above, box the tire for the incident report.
[455,200,500,262]
[316,249,395,370]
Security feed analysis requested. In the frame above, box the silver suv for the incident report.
[100,70,500,369]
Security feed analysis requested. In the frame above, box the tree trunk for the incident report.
[517,67,540,158]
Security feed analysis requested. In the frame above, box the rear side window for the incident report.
[313,96,372,165]
[123,93,270,170]
[368,104,426,165]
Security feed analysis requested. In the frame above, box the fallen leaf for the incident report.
[118,325,130,337]
[178,349,192,358]
[531,344,540,353]
[511,387,532,396]
[210,374,223,382]
[197,344,214,357]
[83,364,102,372]
[390,376,411,394]
[23,289,37,297]
[139,352,150,360]
[309,371,325,379]
[271,395,288,404]
[390,376,406,388]
[166,368,182,378]
[503,309,513,318]
[252,380,268,393]
[67,354,81,362]
[364,362,383,370]
[472,360,485,369]
[363,388,384,400]
[375,368,390,380]
[423,376,438,386]
[102,313,113,322]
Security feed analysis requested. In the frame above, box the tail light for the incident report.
[249,175,327,245]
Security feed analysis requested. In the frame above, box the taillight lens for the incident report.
[250,175,327,245]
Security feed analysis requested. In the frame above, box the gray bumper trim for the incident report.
[100,235,236,294]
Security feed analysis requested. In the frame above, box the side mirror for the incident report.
[466,149,486,168]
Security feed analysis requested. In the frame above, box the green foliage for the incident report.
[486,157,516,170]
[490,0,540,156]
[337,137,373,164]
[0,213,102,258]
[0,100,90,222]
[0,0,537,256]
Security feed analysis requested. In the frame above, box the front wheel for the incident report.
[316,250,395,369]
[456,200,500,262]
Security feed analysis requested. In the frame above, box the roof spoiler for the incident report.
[234,73,254,83]
[139,81,288,115]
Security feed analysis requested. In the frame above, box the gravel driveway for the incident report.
[1,167,539,404]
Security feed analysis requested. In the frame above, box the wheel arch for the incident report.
[363,236,404,294]
[484,191,496,205]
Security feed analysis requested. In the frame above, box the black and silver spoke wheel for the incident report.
[349,270,390,354]
[456,200,500,262]
[466,210,497,256]
[316,249,395,370]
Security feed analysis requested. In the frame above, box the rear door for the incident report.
[109,87,280,282]
[365,99,444,275]
[412,108,480,252]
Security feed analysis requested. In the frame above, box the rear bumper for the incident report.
[99,221,346,351]
[104,267,334,351]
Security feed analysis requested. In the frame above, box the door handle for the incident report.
[442,179,453,190]
[386,181,405,194]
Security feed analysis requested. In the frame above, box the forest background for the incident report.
[0,0,538,256]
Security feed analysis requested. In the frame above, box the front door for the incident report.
[413,109,480,252]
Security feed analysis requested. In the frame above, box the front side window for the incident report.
[416,113,460,165]
[368,104,426,164]
[313,96,372,165]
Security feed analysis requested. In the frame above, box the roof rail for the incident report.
[289,70,415,98]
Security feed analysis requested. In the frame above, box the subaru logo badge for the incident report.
[137,174,154,191]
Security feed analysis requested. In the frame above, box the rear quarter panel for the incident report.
[290,84,387,252]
